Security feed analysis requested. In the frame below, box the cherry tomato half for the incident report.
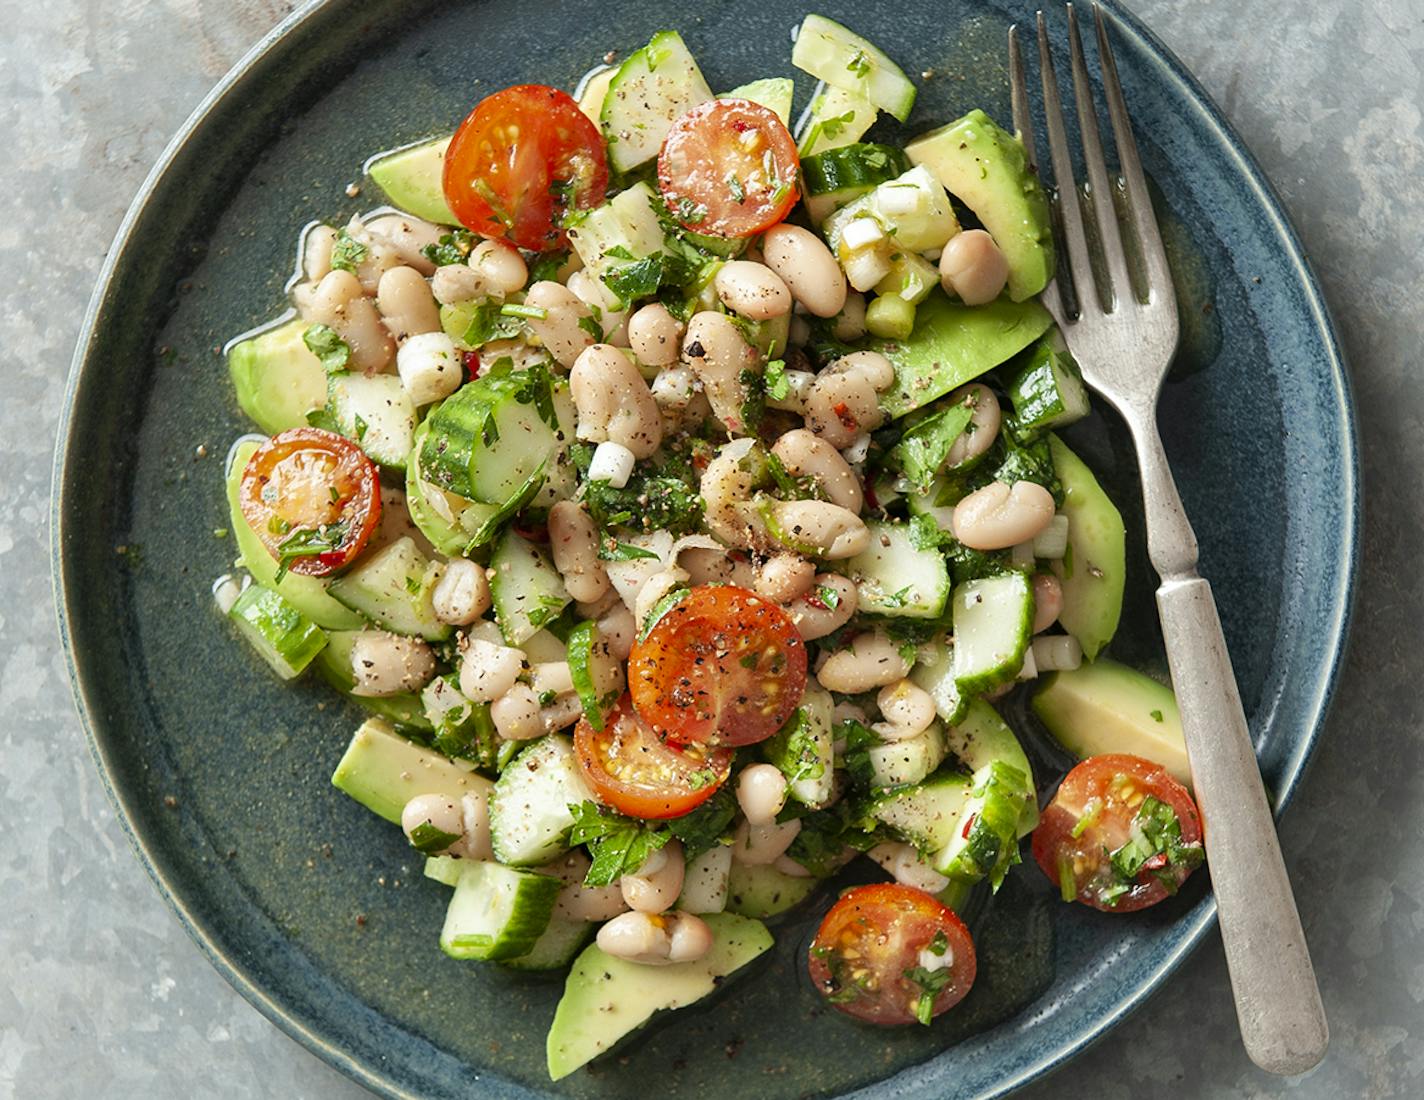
[443,84,609,251]
[1032,753,1204,912]
[657,99,800,238]
[238,427,381,577]
[573,694,732,819]
[808,884,977,1026]
[628,585,807,747]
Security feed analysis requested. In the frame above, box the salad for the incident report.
[218,13,1205,1080]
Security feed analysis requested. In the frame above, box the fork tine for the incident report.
[1036,10,1098,317]
[1094,3,1173,300]
[1066,3,1132,308]
[1009,24,1063,319]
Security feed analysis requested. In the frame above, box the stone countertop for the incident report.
[3,1,1420,1096]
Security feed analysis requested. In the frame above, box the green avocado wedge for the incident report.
[366,136,457,225]
[227,319,328,435]
[872,292,1054,418]
[546,913,773,1080]
[1048,432,1126,660]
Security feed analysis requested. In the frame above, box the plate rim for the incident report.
[50,1,1359,1097]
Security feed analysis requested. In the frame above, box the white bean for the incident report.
[377,265,441,340]
[951,480,1056,550]
[634,567,689,626]
[767,499,870,559]
[530,661,575,697]
[570,344,662,458]
[430,262,485,306]
[307,269,394,373]
[349,631,436,696]
[597,601,637,662]
[785,573,858,640]
[682,311,760,434]
[490,683,545,740]
[804,351,894,448]
[773,854,815,878]
[628,303,685,366]
[830,291,868,342]
[568,269,629,346]
[396,331,462,405]
[458,790,494,861]
[715,261,792,320]
[302,224,337,283]
[540,692,585,731]
[754,552,816,604]
[737,764,789,826]
[940,229,1010,305]
[667,912,715,962]
[732,817,801,866]
[700,438,772,550]
[875,679,936,739]
[771,428,864,512]
[524,281,596,367]
[1032,573,1064,634]
[944,383,1002,468]
[458,638,524,702]
[761,223,848,318]
[365,214,444,275]
[548,500,611,604]
[868,841,951,894]
[621,840,686,914]
[597,911,712,966]
[650,364,698,412]
[401,794,464,854]
[551,850,631,922]
[817,629,912,694]
[432,558,492,625]
[469,238,528,296]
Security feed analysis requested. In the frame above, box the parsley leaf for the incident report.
[273,522,347,582]
[902,964,954,1025]
[328,228,368,273]
[890,402,975,493]
[420,228,477,267]
[567,801,671,887]
[462,299,526,347]
[598,540,661,562]
[818,109,858,141]
[303,324,350,373]
[763,358,790,401]
[602,255,665,306]
[665,786,737,861]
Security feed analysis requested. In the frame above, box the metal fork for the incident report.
[1009,4,1328,1075]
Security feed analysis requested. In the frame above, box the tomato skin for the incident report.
[573,695,732,819]
[442,84,608,251]
[657,99,800,238]
[238,427,382,577]
[808,884,976,1026]
[628,585,807,747]
[1032,753,1203,913]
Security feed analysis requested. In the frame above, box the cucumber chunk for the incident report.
[946,698,1039,836]
[366,136,458,226]
[405,420,499,556]
[791,14,917,122]
[931,759,1032,888]
[502,915,594,971]
[324,371,418,471]
[439,860,561,961]
[841,520,949,618]
[566,182,668,288]
[722,77,795,125]
[225,440,365,630]
[314,630,432,730]
[1005,331,1090,437]
[824,165,959,254]
[950,573,1034,693]
[488,736,594,867]
[798,83,878,160]
[331,717,490,824]
[600,31,714,173]
[725,862,818,919]
[864,767,973,854]
[489,530,571,645]
[424,854,465,887]
[760,685,835,807]
[227,583,327,679]
[546,913,772,1080]
[801,141,909,222]
[909,637,967,726]
[867,722,948,789]
[328,536,452,641]
[875,249,940,305]
[227,319,328,435]
[1049,433,1126,660]
[566,620,625,731]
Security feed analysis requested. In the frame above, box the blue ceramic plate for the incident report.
[54,0,1357,1097]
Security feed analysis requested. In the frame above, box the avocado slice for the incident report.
[330,717,491,824]
[367,136,457,226]
[546,912,773,1080]
[1033,658,1191,786]
[227,319,328,435]
[722,77,795,125]
[1048,433,1126,660]
[224,441,366,630]
[871,292,1053,418]
[725,861,818,919]
[905,109,1055,301]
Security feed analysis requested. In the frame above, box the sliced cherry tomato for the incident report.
[657,99,800,237]
[573,694,732,819]
[442,84,608,251]
[238,427,381,577]
[808,884,976,1026]
[1032,753,1204,912]
[628,585,807,747]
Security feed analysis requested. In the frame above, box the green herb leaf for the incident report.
[602,255,665,306]
[762,358,790,401]
[567,801,672,887]
[420,228,477,267]
[329,228,368,273]
[902,964,954,1026]
[407,821,462,854]
[890,402,974,493]
[665,786,737,862]
[598,540,660,562]
[577,313,605,341]
[846,50,872,77]
[273,521,348,582]
[303,324,351,373]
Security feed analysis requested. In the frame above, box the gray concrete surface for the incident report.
[3,0,1421,1096]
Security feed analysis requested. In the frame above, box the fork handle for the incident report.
[1135,422,1329,1075]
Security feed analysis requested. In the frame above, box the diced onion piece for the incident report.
[1010,540,1036,567]
[841,434,872,466]
[589,440,636,488]
[875,184,922,217]
[1031,634,1083,672]
[396,332,463,406]
[1016,643,1039,681]
[841,216,887,252]
[1032,514,1071,559]
[212,573,245,615]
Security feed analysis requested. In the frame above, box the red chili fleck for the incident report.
[462,350,482,379]
[1142,852,1169,873]
[803,590,829,611]
[961,813,978,840]
[832,401,858,431]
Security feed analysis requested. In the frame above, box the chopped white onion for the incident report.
[841,216,888,251]
[1031,634,1083,672]
[1032,514,1071,559]
[1016,644,1039,681]
[212,573,246,615]
[842,247,893,292]
[589,440,636,488]
[841,433,872,466]
[396,332,462,406]
[1010,540,1037,567]
[917,944,954,971]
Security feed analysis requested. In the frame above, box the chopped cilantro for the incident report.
[763,358,790,401]
[598,540,661,562]
[302,323,350,373]
[407,821,462,855]
[727,173,746,204]
[419,228,477,267]
[902,964,955,1026]
[273,522,347,582]
[567,801,672,886]
[846,50,872,77]
[328,228,367,273]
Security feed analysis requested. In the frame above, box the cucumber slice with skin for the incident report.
[947,698,1039,836]
[760,685,835,807]
[227,319,328,435]
[225,441,365,630]
[867,721,948,789]
[439,860,562,961]
[566,620,625,731]
[600,31,714,173]
[801,141,909,222]
[798,83,878,159]
[328,536,452,641]
[227,583,327,679]
[951,572,1034,694]
[488,735,594,867]
[424,854,465,887]
[489,530,571,645]
[331,717,490,824]
[791,14,917,122]
[865,767,973,854]
[1005,331,1090,437]
[909,637,967,726]
[324,371,417,471]
[501,915,594,971]
[405,420,499,556]
[1049,433,1126,661]
[566,182,668,288]
[823,166,959,255]
[931,759,1032,888]
[366,136,457,226]
[314,630,432,730]
[722,77,794,125]
[840,519,949,618]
